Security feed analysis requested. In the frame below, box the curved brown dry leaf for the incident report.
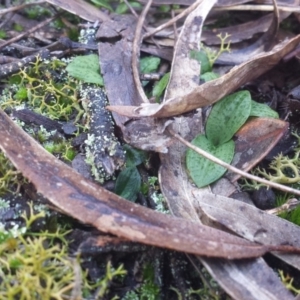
[227,117,289,182]
[0,109,287,260]
[107,34,300,118]
[164,0,216,99]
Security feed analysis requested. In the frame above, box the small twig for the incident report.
[266,198,300,215]
[0,15,57,50]
[168,127,300,197]
[0,0,46,15]
[124,0,139,18]
[132,0,153,104]
[171,9,178,43]
[213,4,300,13]
[143,0,204,39]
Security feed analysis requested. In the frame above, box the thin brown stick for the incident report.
[143,0,204,39]
[124,0,139,18]
[168,127,300,197]
[0,15,57,50]
[213,5,300,13]
[0,0,46,15]
[171,9,178,43]
[132,0,153,104]
[266,198,300,215]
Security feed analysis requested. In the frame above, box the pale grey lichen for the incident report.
[82,87,125,183]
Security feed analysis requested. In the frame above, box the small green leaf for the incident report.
[206,90,252,146]
[152,72,170,101]
[0,30,6,39]
[186,135,234,188]
[13,24,23,32]
[250,100,279,118]
[66,54,104,85]
[159,5,171,12]
[190,50,211,73]
[90,0,113,11]
[124,144,147,167]
[15,87,27,100]
[200,71,219,82]
[115,2,141,14]
[140,57,160,74]
[115,167,141,201]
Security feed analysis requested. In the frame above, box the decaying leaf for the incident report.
[202,13,288,45]
[193,190,300,270]
[45,0,109,22]
[227,117,289,182]
[97,14,142,127]
[138,0,299,6]
[163,0,216,99]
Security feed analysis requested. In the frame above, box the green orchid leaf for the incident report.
[250,100,279,118]
[190,50,211,73]
[152,72,170,101]
[115,166,141,202]
[200,71,219,82]
[124,144,147,167]
[140,57,161,74]
[90,0,113,11]
[66,54,104,85]
[206,90,252,146]
[116,1,141,14]
[186,135,234,188]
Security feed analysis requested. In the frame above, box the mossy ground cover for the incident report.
[2,1,300,299]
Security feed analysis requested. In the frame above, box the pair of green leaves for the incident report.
[186,91,278,188]
[114,145,147,202]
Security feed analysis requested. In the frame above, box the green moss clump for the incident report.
[0,152,24,195]
[250,133,300,185]
[1,56,84,122]
[122,263,160,300]
[0,203,127,299]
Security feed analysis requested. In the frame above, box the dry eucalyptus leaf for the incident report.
[0,109,288,259]
[107,34,300,118]
[45,0,109,22]
[97,14,142,127]
[200,257,295,300]
[216,0,280,65]
[226,117,288,182]
[138,0,299,6]
[193,190,300,270]
[163,0,216,100]
[122,119,173,153]
[202,13,287,45]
